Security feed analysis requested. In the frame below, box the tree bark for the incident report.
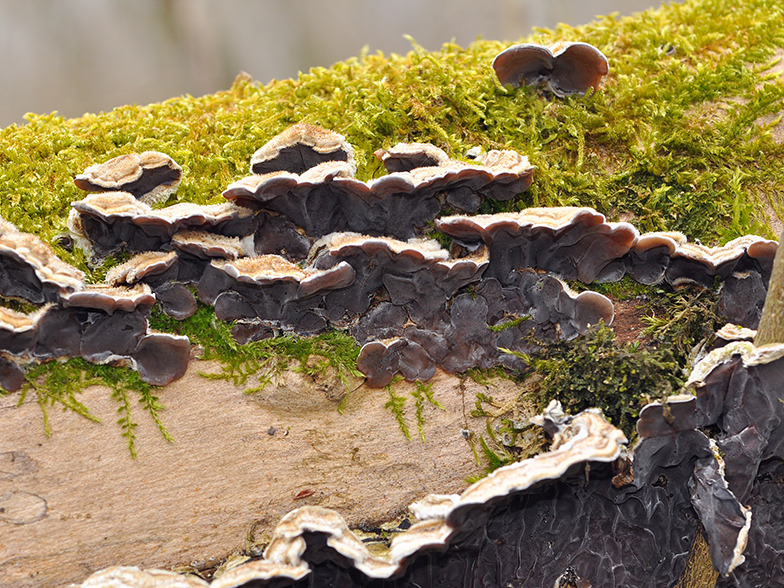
[755,226,784,346]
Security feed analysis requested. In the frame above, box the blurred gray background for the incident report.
[0,0,663,128]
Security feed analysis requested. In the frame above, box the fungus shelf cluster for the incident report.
[0,218,189,389]
[0,122,778,394]
[61,119,784,587]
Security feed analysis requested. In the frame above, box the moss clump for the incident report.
[521,324,684,439]
[149,304,363,395]
[642,286,723,362]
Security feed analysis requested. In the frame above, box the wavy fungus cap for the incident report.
[250,123,356,176]
[493,41,609,97]
[74,151,182,205]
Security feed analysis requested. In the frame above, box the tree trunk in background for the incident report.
[755,226,784,346]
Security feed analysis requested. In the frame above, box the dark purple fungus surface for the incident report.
[253,213,312,261]
[645,341,784,583]
[717,458,784,588]
[492,41,609,97]
[131,332,191,386]
[74,151,183,205]
[198,255,354,333]
[0,356,26,392]
[32,306,82,359]
[154,282,198,320]
[250,123,356,176]
[689,454,752,576]
[374,142,449,172]
[311,233,484,327]
[436,207,638,285]
[0,307,39,356]
[720,270,768,329]
[0,219,85,305]
[68,192,258,260]
[225,147,532,241]
[79,309,149,362]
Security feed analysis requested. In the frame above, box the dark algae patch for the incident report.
[1,0,783,454]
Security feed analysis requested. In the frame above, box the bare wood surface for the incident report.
[0,362,525,588]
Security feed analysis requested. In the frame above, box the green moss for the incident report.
[151,305,363,395]
[1,0,783,451]
[384,377,410,440]
[383,378,445,442]
[512,324,685,440]
[642,286,723,362]
[571,275,654,300]
[12,358,171,458]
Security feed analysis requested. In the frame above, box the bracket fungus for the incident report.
[74,151,183,205]
[373,142,450,172]
[250,123,356,176]
[69,192,258,260]
[630,338,784,583]
[492,41,609,97]
[3,113,781,586]
[436,207,638,284]
[225,138,533,240]
[0,218,85,304]
[197,255,356,334]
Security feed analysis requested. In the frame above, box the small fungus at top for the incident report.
[492,41,609,97]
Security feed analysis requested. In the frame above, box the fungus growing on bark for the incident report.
[0,306,40,356]
[32,305,82,359]
[310,232,486,328]
[0,218,85,304]
[356,338,435,387]
[197,255,355,334]
[0,356,25,392]
[436,207,637,284]
[714,323,757,346]
[374,142,450,172]
[69,192,258,259]
[250,123,356,175]
[689,452,752,576]
[131,332,191,386]
[104,250,201,319]
[664,234,778,288]
[250,212,312,261]
[105,251,179,287]
[74,151,183,205]
[492,41,609,96]
[78,308,150,363]
[171,231,253,261]
[720,271,768,329]
[630,339,784,582]
[226,137,532,240]
[62,284,155,315]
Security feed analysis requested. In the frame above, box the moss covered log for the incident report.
[2,1,783,586]
[0,0,782,451]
